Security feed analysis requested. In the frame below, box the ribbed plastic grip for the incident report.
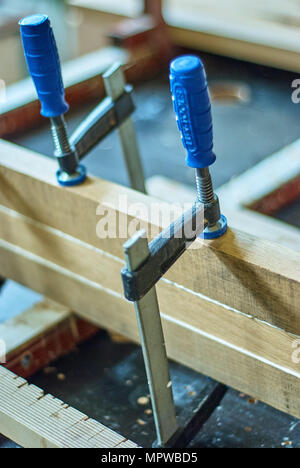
[19,14,69,118]
[170,55,216,168]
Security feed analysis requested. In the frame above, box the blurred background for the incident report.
[1,0,300,197]
[2,0,300,81]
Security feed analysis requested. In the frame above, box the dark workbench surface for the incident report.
[1,52,300,448]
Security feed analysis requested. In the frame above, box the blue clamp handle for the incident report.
[170,55,215,169]
[19,14,69,118]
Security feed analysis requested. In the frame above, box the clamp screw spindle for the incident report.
[51,117,73,156]
[195,167,215,205]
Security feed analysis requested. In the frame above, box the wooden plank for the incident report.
[0,245,299,419]
[0,299,98,378]
[0,300,70,356]
[0,230,298,372]
[217,138,300,211]
[151,138,300,214]
[146,175,300,252]
[0,140,299,335]
[69,0,141,17]
[0,202,299,368]
[0,206,299,416]
[0,142,299,416]
[69,0,300,72]
[147,137,300,248]
[0,366,138,448]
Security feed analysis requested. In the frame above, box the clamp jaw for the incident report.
[19,15,143,189]
[122,203,204,302]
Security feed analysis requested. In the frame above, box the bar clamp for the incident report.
[19,15,146,192]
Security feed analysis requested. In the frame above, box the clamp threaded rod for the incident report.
[51,116,73,156]
[195,167,215,205]
[51,116,79,176]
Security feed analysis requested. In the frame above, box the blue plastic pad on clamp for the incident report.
[19,15,69,118]
[200,215,228,240]
[170,55,216,169]
[56,165,87,187]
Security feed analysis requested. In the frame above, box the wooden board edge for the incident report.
[0,300,98,378]
[0,365,139,448]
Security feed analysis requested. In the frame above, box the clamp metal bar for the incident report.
[122,202,205,302]
[174,379,228,448]
[123,231,179,447]
[104,64,147,194]
[70,86,135,161]
[121,204,228,447]
[122,208,227,448]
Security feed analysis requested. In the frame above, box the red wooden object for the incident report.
[5,317,99,379]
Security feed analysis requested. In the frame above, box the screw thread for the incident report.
[195,168,215,204]
[51,116,72,155]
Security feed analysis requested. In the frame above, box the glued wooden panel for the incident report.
[0,140,299,335]
[0,236,299,418]
[0,366,138,448]
[0,141,299,418]
[0,207,298,375]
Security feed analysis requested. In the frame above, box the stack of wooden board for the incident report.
[0,139,299,428]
